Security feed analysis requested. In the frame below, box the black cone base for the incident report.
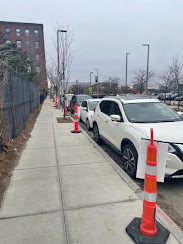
[126,218,170,244]
[71,130,82,133]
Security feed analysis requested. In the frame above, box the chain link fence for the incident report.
[0,69,40,144]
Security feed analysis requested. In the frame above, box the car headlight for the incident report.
[168,144,176,153]
[175,144,183,153]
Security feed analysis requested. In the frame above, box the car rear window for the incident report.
[77,95,91,103]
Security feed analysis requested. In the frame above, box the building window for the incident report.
[16,28,20,36]
[16,40,21,48]
[27,66,31,73]
[5,27,10,35]
[35,41,39,49]
[36,66,40,73]
[26,41,30,49]
[6,40,11,45]
[25,29,30,37]
[34,29,39,37]
[26,53,31,61]
[35,54,40,61]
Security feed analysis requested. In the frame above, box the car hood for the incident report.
[130,121,183,143]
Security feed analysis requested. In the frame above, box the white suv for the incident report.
[93,95,183,178]
[80,99,100,130]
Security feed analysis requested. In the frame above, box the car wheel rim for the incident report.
[87,120,90,130]
[123,148,135,173]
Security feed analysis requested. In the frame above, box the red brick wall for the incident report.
[0,21,47,90]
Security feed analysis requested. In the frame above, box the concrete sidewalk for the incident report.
[0,98,182,243]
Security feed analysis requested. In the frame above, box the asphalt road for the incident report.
[69,112,183,230]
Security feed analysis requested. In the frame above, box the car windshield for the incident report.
[65,95,73,101]
[89,101,99,110]
[123,102,182,123]
[77,95,91,103]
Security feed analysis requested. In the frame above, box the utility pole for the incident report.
[125,53,130,94]
[90,72,93,95]
[57,29,67,109]
[95,69,99,98]
[142,44,150,94]
[76,79,79,94]
[90,72,93,87]
[57,30,60,109]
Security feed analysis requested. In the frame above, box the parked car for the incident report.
[80,99,100,130]
[70,94,92,114]
[157,93,172,100]
[175,94,183,101]
[61,94,74,110]
[93,94,183,178]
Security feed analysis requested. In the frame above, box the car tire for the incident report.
[93,123,102,144]
[86,119,91,131]
[121,144,138,178]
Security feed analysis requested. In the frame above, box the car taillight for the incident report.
[94,108,96,112]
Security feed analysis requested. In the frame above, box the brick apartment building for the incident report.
[0,21,47,91]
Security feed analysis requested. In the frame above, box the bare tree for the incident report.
[169,54,183,90]
[100,76,120,94]
[158,68,173,101]
[50,24,76,108]
[168,54,183,108]
[47,65,58,94]
[68,82,90,95]
[131,69,155,93]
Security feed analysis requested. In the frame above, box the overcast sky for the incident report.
[1,0,183,86]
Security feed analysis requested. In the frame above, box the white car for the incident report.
[80,99,101,130]
[93,95,183,178]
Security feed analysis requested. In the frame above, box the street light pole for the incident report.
[142,44,150,94]
[57,30,60,109]
[90,72,93,87]
[57,29,67,110]
[90,72,93,95]
[76,79,79,94]
[125,53,130,94]
[95,69,99,98]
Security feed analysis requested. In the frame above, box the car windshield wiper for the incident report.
[159,120,175,122]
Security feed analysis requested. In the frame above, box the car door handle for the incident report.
[105,121,108,123]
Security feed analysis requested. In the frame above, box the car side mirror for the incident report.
[177,111,183,117]
[110,114,122,122]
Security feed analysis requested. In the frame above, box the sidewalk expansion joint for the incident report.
[52,124,69,244]
[60,161,107,167]
[56,144,90,148]
[0,209,63,221]
[23,146,55,150]
[14,165,58,171]
[64,198,140,212]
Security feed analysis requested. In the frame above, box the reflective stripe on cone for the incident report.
[71,103,81,133]
[139,128,157,237]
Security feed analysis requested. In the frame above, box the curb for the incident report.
[71,117,183,243]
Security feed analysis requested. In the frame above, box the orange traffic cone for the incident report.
[64,99,68,116]
[139,128,157,236]
[55,96,58,109]
[71,103,81,133]
[126,128,170,243]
